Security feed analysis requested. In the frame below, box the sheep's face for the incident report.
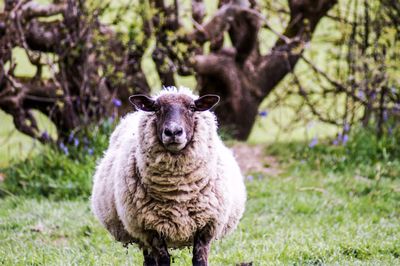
[129,93,219,153]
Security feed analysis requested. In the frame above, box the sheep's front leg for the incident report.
[192,227,213,266]
[143,231,170,266]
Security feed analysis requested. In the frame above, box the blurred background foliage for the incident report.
[0,0,399,198]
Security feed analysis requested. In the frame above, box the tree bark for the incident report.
[190,0,337,139]
[0,0,150,143]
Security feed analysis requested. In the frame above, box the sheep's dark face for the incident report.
[129,93,219,153]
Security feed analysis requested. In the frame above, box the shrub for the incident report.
[0,118,115,200]
[269,125,400,179]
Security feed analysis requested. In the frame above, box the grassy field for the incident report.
[1,147,399,265]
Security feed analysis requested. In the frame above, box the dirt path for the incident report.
[230,143,281,177]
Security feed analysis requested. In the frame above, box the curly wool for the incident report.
[91,88,246,248]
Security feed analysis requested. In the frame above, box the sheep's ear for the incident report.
[129,95,157,112]
[194,95,220,111]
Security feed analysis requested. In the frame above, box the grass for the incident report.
[1,142,399,265]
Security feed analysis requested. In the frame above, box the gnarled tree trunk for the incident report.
[0,0,337,142]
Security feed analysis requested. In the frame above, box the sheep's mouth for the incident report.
[164,141,187,153]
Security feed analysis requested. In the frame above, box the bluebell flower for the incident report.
[112,98,122,107]
[41,131,50,140]
[68,132,75,143]
[259,110,268,117]
[246,175,254,182]
[383,110,388,121]
[59,142,69,155]
[344,123,350,132]
[342,134,349,145]
[309,136,318,148]
[74,138,79,147]
[357,90,365,99]
[332,139,339,146]
[88,148,94,155]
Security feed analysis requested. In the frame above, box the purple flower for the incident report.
[68,132,74,143]
[394,104,400,113]
[342,134,349,145]
[41,131,50,140]
[74,138,79,147]
[88,148,94,155]
[344,123,350,132]
[59,142,69,155]
[259,110,268,117]
[332,139,339,146]
[108,116,115,124]
[309,136,318,148]
[112,98,122,107]
[246,175,254,182]
[383,110,388,121]
[357,90,365,100]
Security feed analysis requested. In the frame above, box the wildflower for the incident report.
[332,139,339,146]
[259,110,268,117]
[246,175,254,182]
[88,148,94,155]
[112,98,122,107]
[74,138,79,147]
[342,134,349,145]
[344,123,350,132]
[41,131,50,140]
[309,136,318,148]
[383,110,388,121]
[68,132,74,143]
[357,90,365,100]
[59,142,69,155]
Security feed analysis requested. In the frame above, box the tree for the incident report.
[275,0,400,142]
[0,0,337,142]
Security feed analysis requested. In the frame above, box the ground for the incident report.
[231,143,281,177]
[1,143,399,265]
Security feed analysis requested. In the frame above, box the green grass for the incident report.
[1,144,399,265]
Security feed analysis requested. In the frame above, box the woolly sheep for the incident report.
[91,87,246,265]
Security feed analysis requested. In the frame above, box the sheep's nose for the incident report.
[164,125,183,137]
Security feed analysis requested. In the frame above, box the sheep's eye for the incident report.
[189,105,196,112]
[154,105,161,114]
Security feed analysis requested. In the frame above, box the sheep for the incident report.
[91,87,246,265]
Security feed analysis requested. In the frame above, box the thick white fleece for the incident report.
[91,88,246,248]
